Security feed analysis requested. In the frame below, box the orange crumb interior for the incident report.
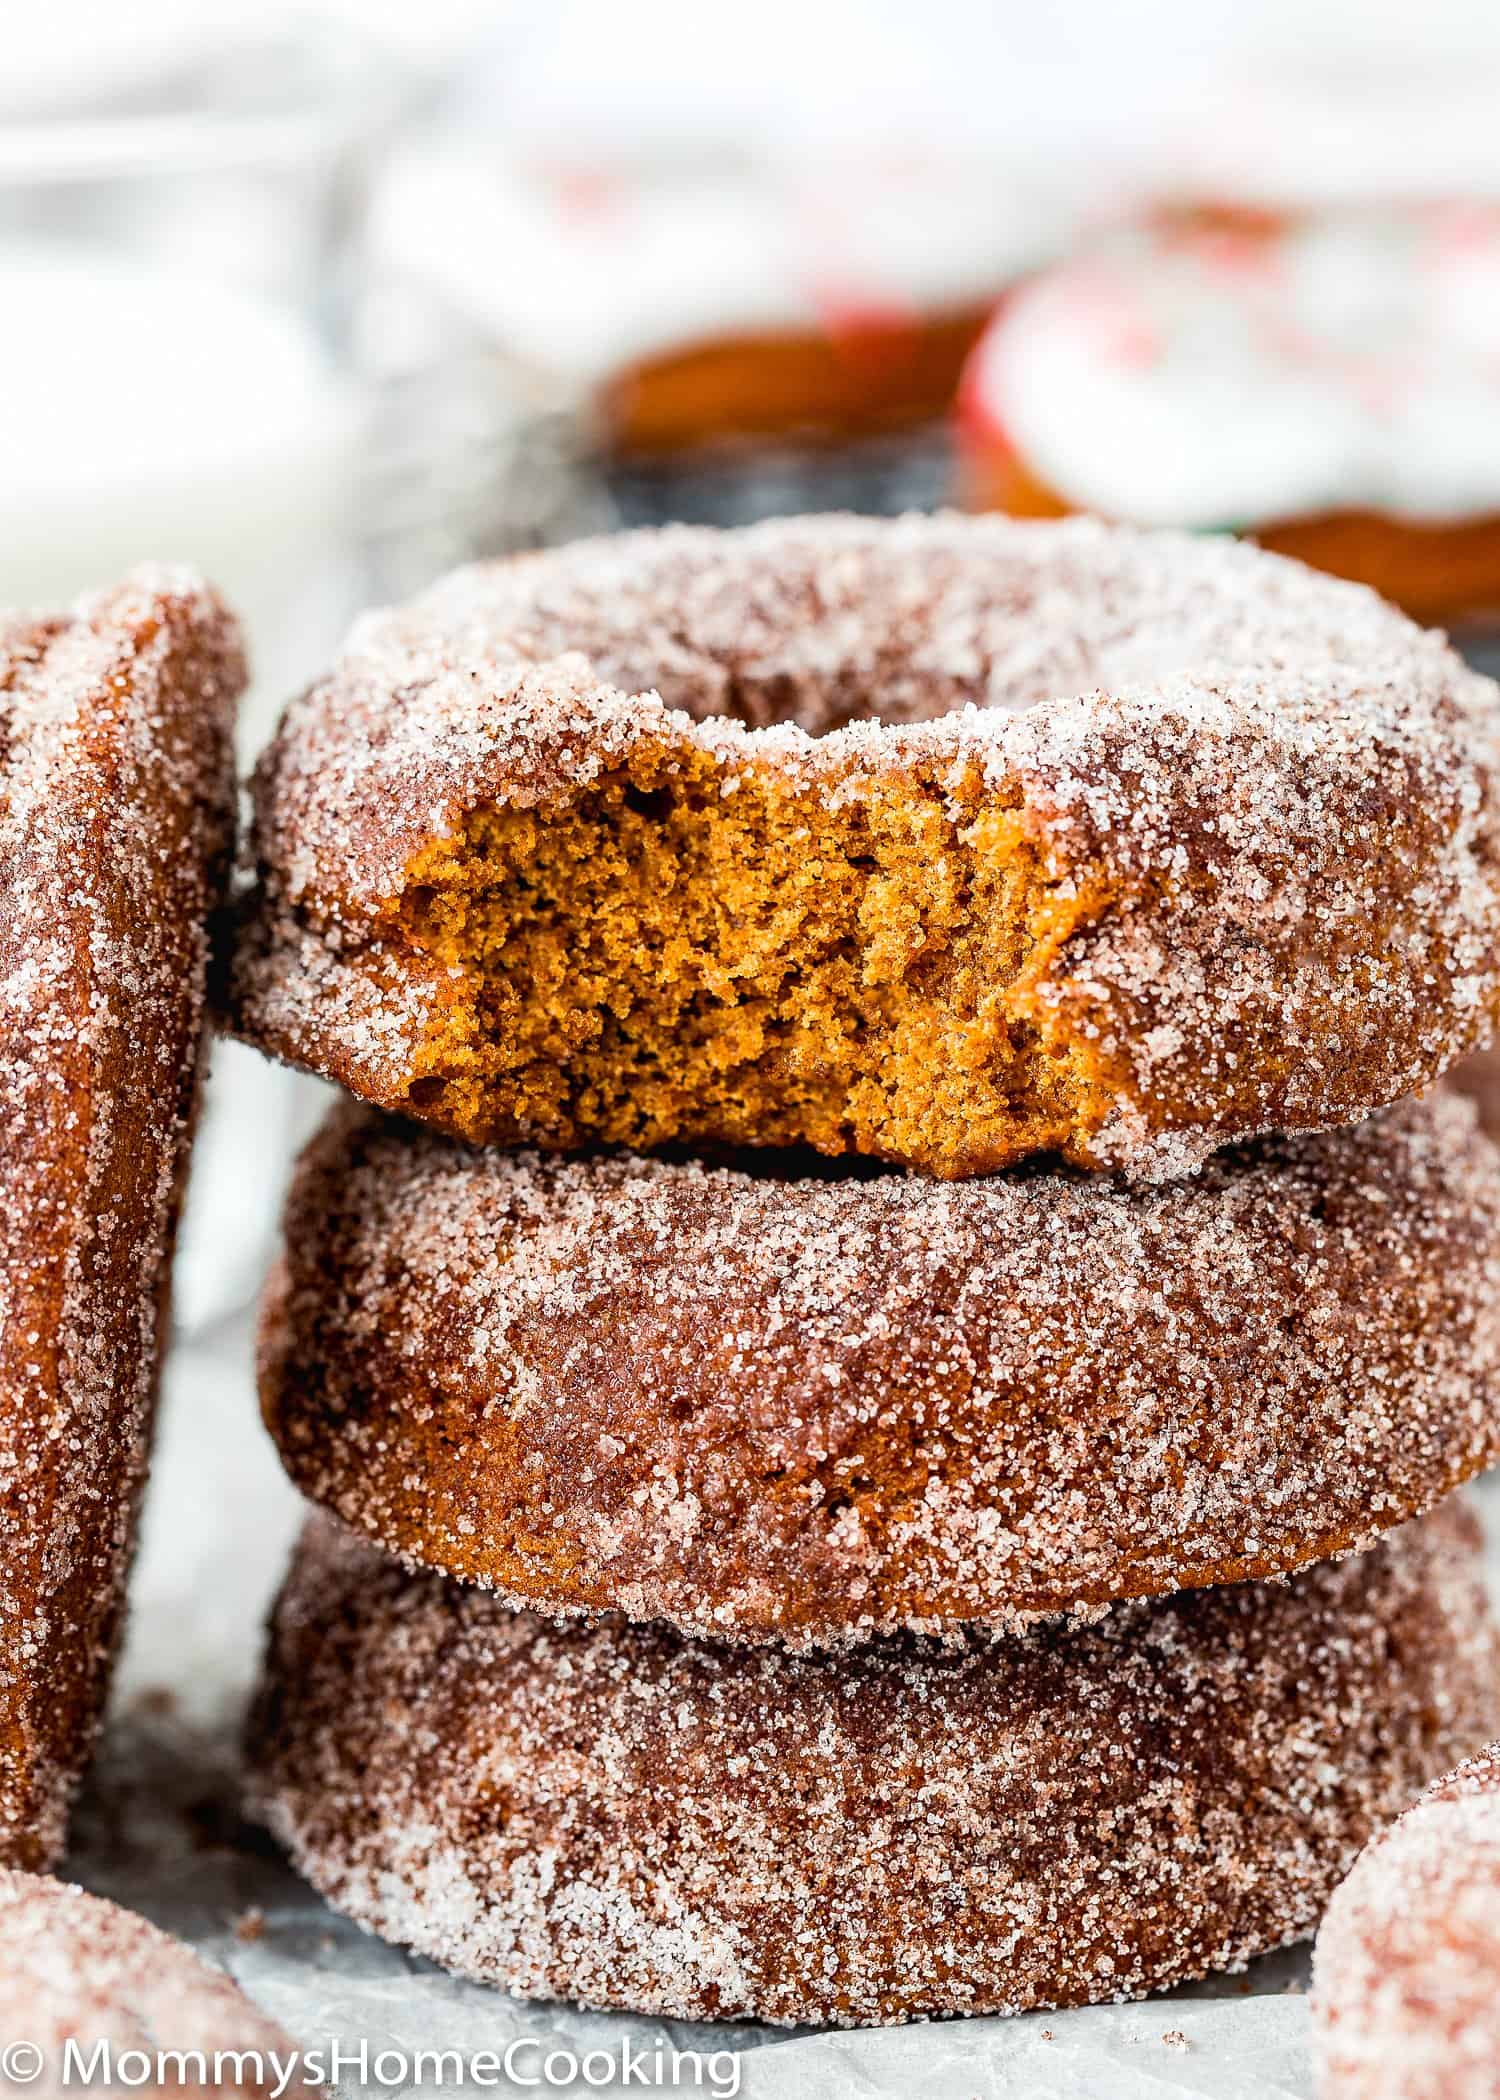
[395,743,1117,1178]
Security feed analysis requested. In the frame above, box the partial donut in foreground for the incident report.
[224,513,1500,1182]
[246,1504,1499,2028]
[0,1871,310,2098]
[260,1094,1500,1646]
[1314,1743,1500,2100]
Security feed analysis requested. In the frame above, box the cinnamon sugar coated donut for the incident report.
[0,1872,311,2097]
[261,1092,1500,1644]
[0,569,241,1868]
[1314,1744,1500,2100]
[246,1503,1500,2028]
[225,514,1500,1182]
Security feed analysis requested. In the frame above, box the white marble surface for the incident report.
[61,1298,1500,2099]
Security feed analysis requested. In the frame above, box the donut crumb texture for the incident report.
[398,744,1112,1175]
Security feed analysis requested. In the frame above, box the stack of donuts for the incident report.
[227,511,1500,2027]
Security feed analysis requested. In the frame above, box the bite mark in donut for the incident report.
[393,748,1114,1175]
[225,515,1500,1181]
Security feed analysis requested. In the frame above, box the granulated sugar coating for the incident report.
[246,1502,1500,2028]
[1314,1743,1500,2100]
[0,1872,311,2098]
[262,1091,1500,1645]
[0,569,242,1868]
[226,513,1500,1180]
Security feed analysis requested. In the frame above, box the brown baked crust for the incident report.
[246,1503,1500,2027]
[0,1871,310,2098]
[260,1092,1500,1646]
[0,569,241,1869]
[224,513,1500,1183]
[1313,1743,1500,2100]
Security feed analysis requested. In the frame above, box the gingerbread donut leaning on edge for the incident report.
[0,570,242,1867]
[259,1092,1500,1646]
[246,1502,1500,2028]
[0,1871,315,2099]
[224,514,1500,1183]
[1313,1743,1500,2100]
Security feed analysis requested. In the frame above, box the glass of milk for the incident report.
[0,19,401,1329]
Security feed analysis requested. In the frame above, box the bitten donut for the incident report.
[260,1093,1500,1646]
[246,1503,1500,2028]
[0,1872,311,2098]
[960,208,1500,625]
[1314,1744,1500,2100]
[225,513,1500,1182]
[0,570,241,1868]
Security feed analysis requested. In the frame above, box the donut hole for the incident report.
[389,740,1116,1176]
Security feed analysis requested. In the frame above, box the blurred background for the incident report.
[7,0,1500,1323]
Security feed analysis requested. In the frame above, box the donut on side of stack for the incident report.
[227,513,1500,2024]
[0,569,241,1869]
